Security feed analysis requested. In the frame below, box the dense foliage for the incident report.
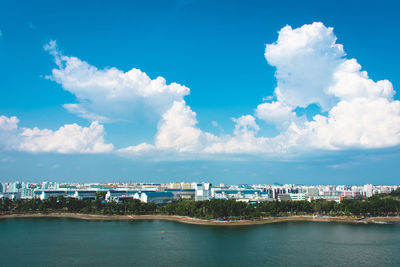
[1,192,399,219]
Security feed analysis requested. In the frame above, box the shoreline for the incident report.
[1,213,399,225]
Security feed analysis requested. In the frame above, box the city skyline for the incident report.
[1,180,397,203]
[1,0,400,184]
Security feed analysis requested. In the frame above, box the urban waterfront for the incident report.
[0,218,399,266]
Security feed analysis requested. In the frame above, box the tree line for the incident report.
[1,190,399,219]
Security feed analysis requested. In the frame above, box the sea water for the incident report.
[0,218,399,266]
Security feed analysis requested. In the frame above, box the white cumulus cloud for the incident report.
[45,22,400,158]
[256,101,297,129]
[0,115,19,131]
[0,115,113,154]
[45,40,190,123]
[265,22,344,111]
[0,116,19,149]
[256,22,400,152]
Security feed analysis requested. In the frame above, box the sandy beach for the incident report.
[1,213,399,225]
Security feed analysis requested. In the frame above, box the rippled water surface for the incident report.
[0,218,399,266]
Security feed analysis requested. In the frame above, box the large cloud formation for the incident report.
[122,22,400,155]
[2,22,399,156]
[256,22,400,151]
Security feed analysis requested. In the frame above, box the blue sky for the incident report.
[0,0,400,184]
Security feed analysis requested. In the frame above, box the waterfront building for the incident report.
[165,189,195,200]
[74,190,103,200]
[213,189,270,202]
[140,192,174,205]
[364,184,373,198]
[106,190,141,202]
[308,195,341,203]
[34,190,69,200]
[277,193,306,201]
[1,181,399,205]
[0,192,21,200]
[195,183,211,201]
[288,193,307,201]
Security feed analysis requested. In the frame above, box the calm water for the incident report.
[0,218,399,266]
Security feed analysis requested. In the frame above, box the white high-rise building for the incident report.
[364,184,374,198]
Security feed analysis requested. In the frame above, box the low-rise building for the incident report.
[74,190,103,200]
[278,193,306,201]
[308,195,341,203]
[165,189,195,200]
[34,190,70,200]
[105,190,141,202]
[140,192,174,205]
[0,192,21,200]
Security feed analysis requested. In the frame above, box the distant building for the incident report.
[278,193,306,201]
[213,189,270,202]
[74,190,102,200]
[165,189,195,200]
[41,182,59,190]
[195,183,211,201]
[308,196,341,203]
[307,187,319,197]
[364,184,373,198]
[278,194,292,201]
[289,193,307,201]
[0,192,21,200]
[34,190,69,200]
[140,192,174,205]
[106,190,140,202]
[1,180,398,205]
